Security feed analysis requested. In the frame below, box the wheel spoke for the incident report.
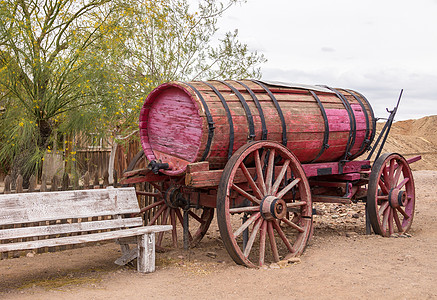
[272,219,294,253]
[286,201,307,208]
[382,206,390,232]
[378,201,389,217]
[378,179,389,195]
[135,191,161,198]
[377,195,389,201]
[388,208,394,235]
[243,217,263,258]
[267,221,280,262]
[393,164,404,187]
[157,207,170,246]
[150,182,163,195]
[271,159,291,196]
[240,162,263,199]
[234,212,261,238]
[280,217,305,233]
[229,206,259,214]
[148,204,167,225]
[259,220,267,266]
[139,200,165,214]
[265,148,276,194]
[393,210,403,232]
[188,210,204,224]
[276,178,301,199]
[382,165,390,189]
[397,177,410,189]
[389,159,395,185]
[232,183,260,205]
[396,206,410,219]
[254,149,267,196]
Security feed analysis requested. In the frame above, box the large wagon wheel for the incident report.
[367,153,415,236]
[126,150,214,249]
[217,141,313,267]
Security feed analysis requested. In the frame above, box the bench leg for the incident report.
[137,233,155,273]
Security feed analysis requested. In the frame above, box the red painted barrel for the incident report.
[139,80,375,176]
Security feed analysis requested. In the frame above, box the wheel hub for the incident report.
[388,188,406,208]
[260,195,287,220]
[164,185,188,209]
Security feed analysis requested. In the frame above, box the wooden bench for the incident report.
[0,187,172,273]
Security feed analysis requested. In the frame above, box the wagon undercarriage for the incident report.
[122,142,420,267]
[123,80,420,267]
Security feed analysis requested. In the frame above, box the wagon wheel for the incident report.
[367,153,415,237]
[126,150,214,249]
[217,141,313,267]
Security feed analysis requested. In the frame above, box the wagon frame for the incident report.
[122,83,420,267]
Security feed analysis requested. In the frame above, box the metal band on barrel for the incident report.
[345,89,371,160]
[184,82,215,162]
[218,81,256,140]
[251,80,287,146]
[324,86,356,160]
[236,80,268,140]
[349,90,376,149]
[201,81,235,159]
[310,91,330,162]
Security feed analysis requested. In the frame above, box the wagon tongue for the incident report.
[120,160,172,185]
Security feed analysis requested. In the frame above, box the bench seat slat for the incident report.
[0,187,139,226]
[0,217,144,241]
[0,225,173,252]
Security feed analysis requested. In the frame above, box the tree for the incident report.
[0,0,266,181]
[0,0,122,181]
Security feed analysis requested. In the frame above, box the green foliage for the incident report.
[0,0,266,177]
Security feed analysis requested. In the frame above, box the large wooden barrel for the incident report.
[139,80,375,176]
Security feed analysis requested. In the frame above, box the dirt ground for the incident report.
[1,170,436,299]
[1,116,437,299]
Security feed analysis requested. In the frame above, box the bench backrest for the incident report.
[0,187,144,243]
[0,187,139,226]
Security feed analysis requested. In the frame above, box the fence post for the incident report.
[103,169,109,187]
[93,172,100,189]
[29,175,37,192]
[83,171,90,189]
[16,175,23,193]
[40,174,47,192]
[73,174,79,190]
[62,173,69,191]
[3,175,11,194]
[51,175,59,192]
[113,170,118,188]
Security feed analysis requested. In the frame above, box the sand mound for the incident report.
[366,115,437,170]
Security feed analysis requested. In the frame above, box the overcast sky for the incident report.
[214,0,437,121]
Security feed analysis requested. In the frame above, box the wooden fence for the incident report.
[1,170,119,195]
[74,140,141,179]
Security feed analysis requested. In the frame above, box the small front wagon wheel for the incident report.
[367,153,415,236]
[217,141,313,267]
[126,150,214,249]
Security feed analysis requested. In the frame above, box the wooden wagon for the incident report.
[122,80,419,267]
